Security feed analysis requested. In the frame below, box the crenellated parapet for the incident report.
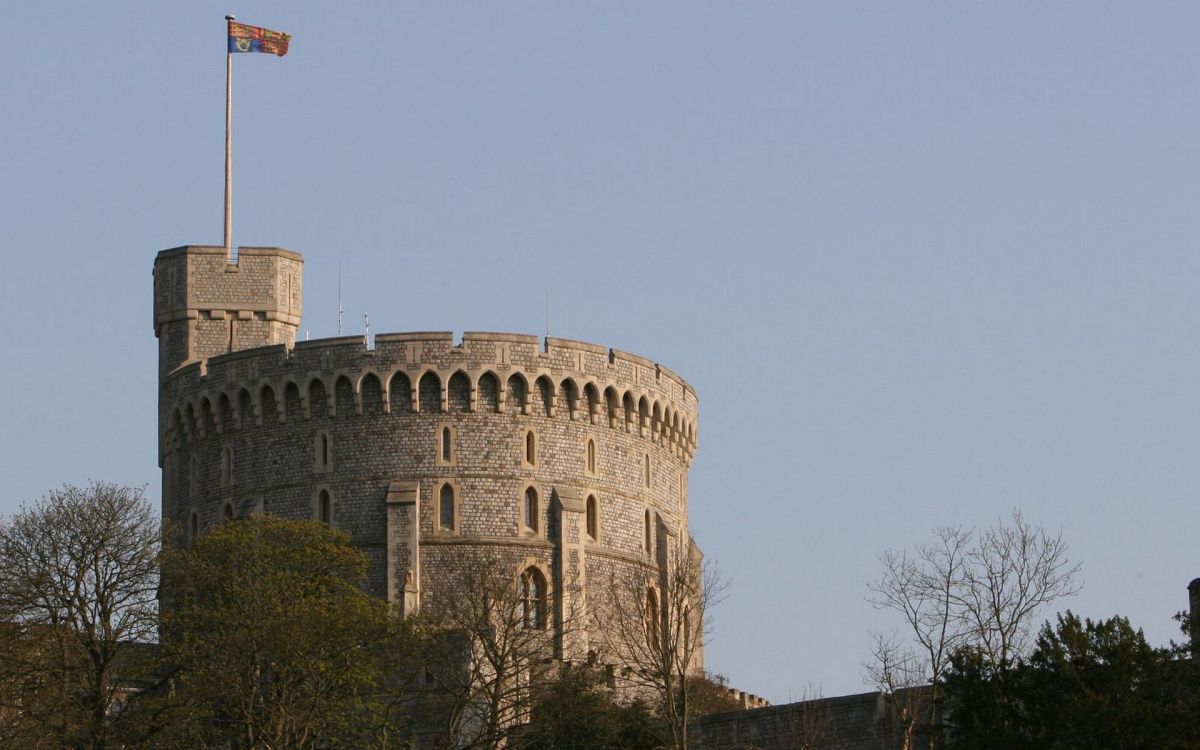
[160,331,699,465]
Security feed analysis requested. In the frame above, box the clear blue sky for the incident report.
[1,2,1197,701]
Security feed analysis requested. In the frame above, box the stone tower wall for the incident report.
[156,247,699,664]
[153,245,303,381]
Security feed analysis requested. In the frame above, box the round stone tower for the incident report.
[154,246,700,664]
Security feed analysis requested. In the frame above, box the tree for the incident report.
[768,684,834,750]
[943,611,1200,750]
[0,482,161,750]
[514,663,666,750]
[685,672,745,717]
[160,514,415,749]
[595,534,726,750]
[864,634,932,750]
[867,510,1080,748]
[418,552,576,750]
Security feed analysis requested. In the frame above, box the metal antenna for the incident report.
[337,262,344,335]
[546,289,551,339]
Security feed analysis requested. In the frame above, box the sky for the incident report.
[1,2,1198,702]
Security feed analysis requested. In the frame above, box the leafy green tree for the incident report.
[515,664,666,750]
[685,672,745,717]
[161,515,418,749]
[0,482,161,750]
[943,611,1200,750]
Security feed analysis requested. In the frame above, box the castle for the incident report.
[153,244,700,665]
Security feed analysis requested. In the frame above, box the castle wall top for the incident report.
[153,245,303,328]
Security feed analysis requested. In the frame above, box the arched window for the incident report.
[521,567,547,629]
[315,431,332,472]
[524,487,539,533]
[189,511,198,542]
[586,495,598,541]
[645,588,660,650]
[586,439,597,475]
[220,445,234,487]
[441,427,452,462]
[318,489,332,525]
[439,483,455,532]
[524,431,537,466]
[189,455,199,496]
[644,454,651,488]
[644,510,653,555]
[223,502,234,523]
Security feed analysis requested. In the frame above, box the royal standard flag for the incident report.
[228,20,291,56]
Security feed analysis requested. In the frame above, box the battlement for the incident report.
[160,329,699,465]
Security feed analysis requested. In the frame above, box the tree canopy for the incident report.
[0,482,160,749]
[942,611,1200,750]
[161,514,418,749]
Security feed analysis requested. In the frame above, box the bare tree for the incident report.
[957,510,1081,669]
[0,482,161,749]
[867,509,1081,749]
[595,534,726,750]
[776,684,834,750]
[420,552,580,750]
[867,526,970,749]
[864,634,929,750]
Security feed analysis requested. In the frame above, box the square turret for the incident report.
[153,245,303,380]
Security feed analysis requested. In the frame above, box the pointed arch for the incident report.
[604,387,620,429]
[478,371,501,413]
[389,371,412,414]
[448,370,471,413]
[584,383,600,424]
[217,392,234,432]
[438,482,458,533]
[645,587,660,649]
[167,408,184,449]
[237,388,255,429]
[644,509,653,555]
[360,371,384,415]
[559,378,579,420]
[307,378,330,419]
[334,375,354,417]
[522,486,540,533]
[182,402,197,439]
[283,380,303,421]
[259,384,279,425]
[520,566,548,629]
[534,375,554,417]
[638,396,650,435]
[199,395,215,434]
[418,371,441,413]
[506,373,528,415]
[623,392,636,432]
[586,494,599,541]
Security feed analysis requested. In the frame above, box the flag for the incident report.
[227,20,291,56]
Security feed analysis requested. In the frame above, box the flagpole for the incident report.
[224,14,235,261]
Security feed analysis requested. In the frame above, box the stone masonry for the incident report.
[153,245,700,666]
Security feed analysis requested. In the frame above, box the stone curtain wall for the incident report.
[690,690,932,750]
